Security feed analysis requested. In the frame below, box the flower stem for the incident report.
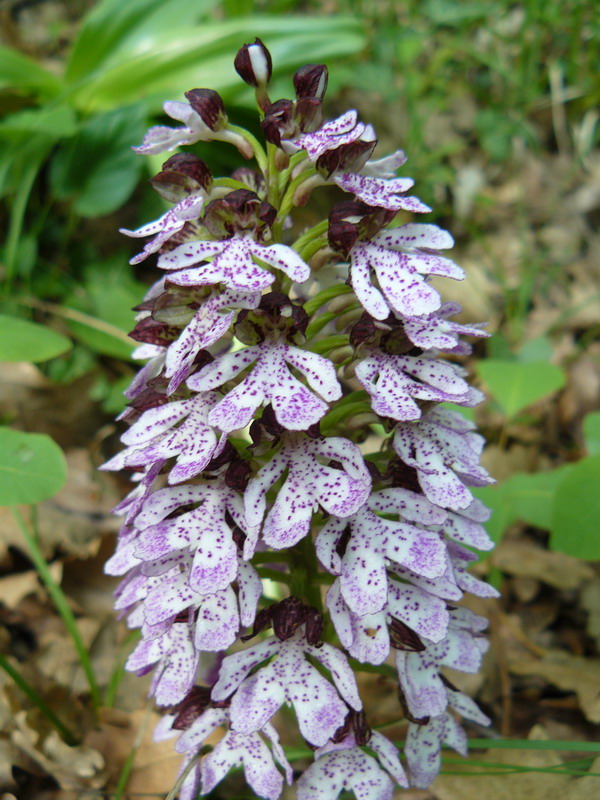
[13,508,102,712]
[0,653,79,745]
[226,124,268,175]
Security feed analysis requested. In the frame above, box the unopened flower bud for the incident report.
[329,345,354,364]
[203,189,276,239]
[184,88,227,131]
[234,38,272,87]
[293,63,328,100]
[150,154,212,203]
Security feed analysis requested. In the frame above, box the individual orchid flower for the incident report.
[165,288,260,393]
[120,194,205,265]
[134,91,253,157]
[158,233,310,291]
[405,689,491,788]
[245,435,372,549]
[326,577,450,665]
[349,224,464,321]
[212,628,362,746]
[355,349,484,421]
[101,391,224,484]
[174,707,292,800]
[395,607,490,720]
[280,109,368,159]
[401,301,489,352]
[187,340,341,432]
[297,731,408,800]
[393,406,493,510]
[315,489,448,615]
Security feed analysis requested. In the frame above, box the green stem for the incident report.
[212,177,255,192]
[114,704,152,800]
[296,237,328,263]
[4,154,43,296]
[256,567,293,584]
[226,124,268,175]
[277,151,309,191]
[0,653,78,745]
[104,630,139,708]
[13,508,102,712]
[291,220,329,254]
[266,142,280,208]
[274,168,319,231]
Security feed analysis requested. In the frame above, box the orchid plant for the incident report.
[104,38,496,800]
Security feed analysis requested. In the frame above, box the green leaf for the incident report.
[473,465,573,544]
[551,454,600,560]
[65,257,144,359]
[505,468,573,530]
[477,360,565,419]
[49,105,146,217]
[0,429,67,505]
[66,0,217,82]
[0,315,72,362]
[423,0,494,25]
[516,336,554,364]
[70,18,364,112]
[583,411,600,456]
[0,45,62,96]
[0,106,77,138]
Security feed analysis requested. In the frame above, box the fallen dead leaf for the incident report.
[492,540,594,590]
[509,650,600,723]
[85,707,182,795]
[432,724,600,800]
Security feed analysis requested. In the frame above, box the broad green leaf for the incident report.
[441,402,476,422]
[423,0,494,25]
[503,467,573,530]
[471,483,515,546]
[551,454,600,560]
[66,0,218,82]
[70,18,364,112]
[477,360,565,419]
[516,336,554,364]
[0,429,67,505]
[0,315,72,362]
[49,105,146,217]
[583,411,600,456]
[0,105,76,138]
[473,465,573,544]
[0,45,62,96]
[65,258,144,359]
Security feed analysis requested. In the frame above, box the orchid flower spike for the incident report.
[106,36,495,800]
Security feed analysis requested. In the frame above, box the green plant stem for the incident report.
[291,219,329,255]
[16,296,134,346]
[13,507,102,712]
[0,653,78,745]
[275,167,318,229]
[104,630,139,708]
[114,704,152,800]
[256,567,293,584]
[296,237,328,263]
[266,142,280,208]
[227,124,268,175]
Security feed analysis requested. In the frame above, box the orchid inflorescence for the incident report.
[104,37,497,800]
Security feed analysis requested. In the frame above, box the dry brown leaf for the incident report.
[10,711,106,791]
[580,578,600,649]
[492,540,594,590]
[509,650,600,723]
[85,707,181,795]
[431,725,600,800]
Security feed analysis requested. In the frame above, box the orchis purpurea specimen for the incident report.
[105,38,496,800]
